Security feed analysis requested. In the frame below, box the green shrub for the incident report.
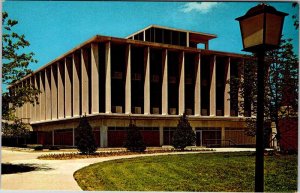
[20,144,27,148]
[49,146,60,150]
[75,115,97,155]
[34,145,43,151]
[172,113,196,150]
[123,121,146,152]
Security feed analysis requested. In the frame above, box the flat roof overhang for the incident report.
[30,112,248,126]
[189,32,216,45]
[126,24,217,41]
[8,34,250,88]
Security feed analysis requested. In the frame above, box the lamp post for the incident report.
[235,3,287,192]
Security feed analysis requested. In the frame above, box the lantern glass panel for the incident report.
[265,13,283,46]
[241,13,264,49]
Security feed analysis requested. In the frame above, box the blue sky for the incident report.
[3,1,299,73]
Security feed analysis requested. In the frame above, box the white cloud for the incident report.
[181,2,220,13]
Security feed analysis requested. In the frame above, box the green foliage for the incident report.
[2,12,37,85]
[228,38,298,146]
[292,2,299,30]
[74,152,297,192]
[267,38,299,117]
[123,120,146,152]
[172,113,196,150]
[2,119,30,141]
[2,12,39,140]
[75,116,97,155]
[33,145,43,151]
[38,149,214,160]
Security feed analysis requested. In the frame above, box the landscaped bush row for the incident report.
[34,145,43,151]
[37,148,215,160]
[16,144,61,151]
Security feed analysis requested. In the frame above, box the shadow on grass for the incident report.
[1,163,52,174]
[221,151,256,158]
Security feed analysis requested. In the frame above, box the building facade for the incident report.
[9,25,255,147]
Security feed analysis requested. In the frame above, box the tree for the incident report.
[229,38,298,148]
[2,12,39,143]
[2,119,30,146]
[75,115,97,154]
[266,38,298,148]
[123,119,146,152]
[172,113,196,150]
[292,2,299,30]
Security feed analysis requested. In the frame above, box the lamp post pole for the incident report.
[235,3,288,192]
[255,51,265,192]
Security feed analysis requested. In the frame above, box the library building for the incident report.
[9,25,255,148]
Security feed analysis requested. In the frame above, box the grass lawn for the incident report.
[74,152,297,192]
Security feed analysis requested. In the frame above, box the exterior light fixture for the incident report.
[236,3,288,53]
[235,3,288,192]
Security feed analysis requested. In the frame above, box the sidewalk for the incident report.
[1,147,255,190]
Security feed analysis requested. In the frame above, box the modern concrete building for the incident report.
[9,25,255,147]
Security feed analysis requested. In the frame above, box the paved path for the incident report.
[1,148,255,190]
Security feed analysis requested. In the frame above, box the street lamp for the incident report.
[235,3,288,192]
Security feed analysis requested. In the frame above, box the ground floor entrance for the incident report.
[33,127,255,148]
[29,115,257,148]
[195,128,221,147]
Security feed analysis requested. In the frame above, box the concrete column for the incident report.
[178,51,185,115]
[221,127,226,147]
[35,74,40,121]
[15,86,20,118]
[194,53,201,116]
[13,87,18,118]
[52,130,55,146]
[72,53,80,117]
[81,48,89,115]
[21,81,26,118]
[105,42,111,113]
[9,102,13,114]
[21,82,26,119]
[26,79,31,119]
[162,49,168,115]
[17,86,21,118]
[100,126,108,147]
[40,71,46,121]
[238,59,244,117]
[45,68,52,120]
[224,57,231,117]
[72,128,75,147]
[159,126,164,146]
[144,47,150,115]
[210,55,216,116]
[10,88,15,117]
[18,85,22,118]
[271,122,278,150]
[57,62,65,119]
[65,58,72,118]
[186,32,189,47]
[91,43,99,114]
[125,44,131,114]
[30,76,36,122]
[16,86,20,118]
[51,64,58,120]
[205,42,209,50]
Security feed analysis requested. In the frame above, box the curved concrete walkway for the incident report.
[1,148,255,190]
